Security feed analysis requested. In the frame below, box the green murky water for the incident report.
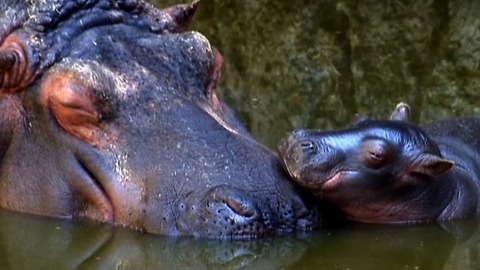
[2,0,480,269]
[1,209,479,269]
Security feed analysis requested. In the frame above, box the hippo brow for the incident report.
[27,0,187,34]
[0,1,28,44]
[10,0,189,77]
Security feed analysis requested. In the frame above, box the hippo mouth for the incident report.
[277,152,348,193]
[287,168,360,196]
[318,171,358,192]
[72,150,116,223]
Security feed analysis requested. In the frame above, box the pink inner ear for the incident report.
[40,72,106,147]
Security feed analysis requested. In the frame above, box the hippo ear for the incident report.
[163,1,199,32]
[409,153,454,178]
[390,102,410,121]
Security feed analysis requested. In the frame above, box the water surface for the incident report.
[1,209,479,269]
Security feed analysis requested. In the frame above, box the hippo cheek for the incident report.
[36,71,134,222]
[319,171,394,209]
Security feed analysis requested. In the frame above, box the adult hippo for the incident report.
[0,0,321,238]
[278,103,480,224]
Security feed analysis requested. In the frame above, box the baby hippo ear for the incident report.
[410,153,454,178]
[390,102,410,121]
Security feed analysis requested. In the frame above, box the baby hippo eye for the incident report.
[361,139,392,169]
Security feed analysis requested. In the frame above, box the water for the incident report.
[0,208,479,269]
[3,0,480,269]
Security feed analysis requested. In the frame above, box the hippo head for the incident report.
[278,103,454,223]
[0,0,320,238]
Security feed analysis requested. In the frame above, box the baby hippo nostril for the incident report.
[299,140,316,151]
[279,129,312,155]
[225,198,255,218]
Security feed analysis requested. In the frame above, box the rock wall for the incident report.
[156,0,480,148]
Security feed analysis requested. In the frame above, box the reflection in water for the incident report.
[0,210,310,269]
[1,209,480,269]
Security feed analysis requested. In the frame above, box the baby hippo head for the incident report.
[278,103,454,223]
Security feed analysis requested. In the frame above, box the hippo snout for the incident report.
[180,185,270,238]
[177,183,319,238]
[278,129,351,192]
[278,129,319,179]
[280,129,319,154]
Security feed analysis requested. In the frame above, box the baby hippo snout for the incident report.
[278,129,318,179]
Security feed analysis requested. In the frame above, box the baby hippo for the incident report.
[278,103,480,224]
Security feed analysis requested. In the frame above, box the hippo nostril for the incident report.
[203,186,261,220]
[299,140,316,151]
[225,198,255,218]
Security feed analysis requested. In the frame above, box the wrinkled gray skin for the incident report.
[0,0,320,238]
[278,103,480,224]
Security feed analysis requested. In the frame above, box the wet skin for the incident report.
[0,0,321,238]
[278,103,480,224]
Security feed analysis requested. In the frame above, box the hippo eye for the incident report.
[362,139,392,169]
[0,35,36,93]
[0,50,16,71]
